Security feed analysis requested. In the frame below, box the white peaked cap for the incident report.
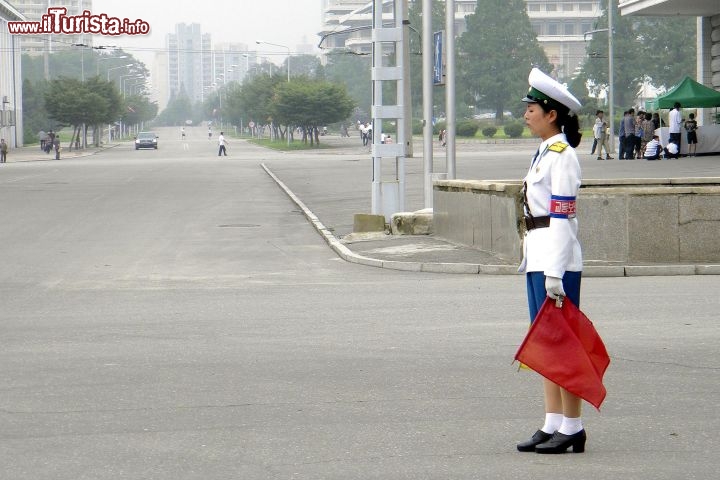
[523,67,582,113]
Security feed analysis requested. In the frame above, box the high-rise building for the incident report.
[213,43,249,85]
[320,0,604,82]
[166,23,212,104]
[11,0,93,54]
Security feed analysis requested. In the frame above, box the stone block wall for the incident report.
[434,178,720,265]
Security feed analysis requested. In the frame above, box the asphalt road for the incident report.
[1,126,718,479]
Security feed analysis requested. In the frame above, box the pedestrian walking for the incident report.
[516,67,589,454]
[54,135,61,160]
[592,110,612,160]
[218,132,228,156]
[0,138,8,163]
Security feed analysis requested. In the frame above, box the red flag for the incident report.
[515,298,610,409]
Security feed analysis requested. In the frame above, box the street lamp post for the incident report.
[256,41,290,146]
[583,21,615,152]
[120,74,143,97]
[97,55,127,76]
[107,63,133,82]
[256,40,290,82]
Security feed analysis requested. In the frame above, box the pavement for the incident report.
[7,135,720,277]
[256,134,720,277]
[3,131,719,479]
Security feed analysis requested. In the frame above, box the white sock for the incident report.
[558,416,583,435]
[541,413,564,434]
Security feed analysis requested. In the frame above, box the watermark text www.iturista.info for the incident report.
[8,8,150,36]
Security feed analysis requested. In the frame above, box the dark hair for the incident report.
[596,110,603,115]
[538,102,582,148]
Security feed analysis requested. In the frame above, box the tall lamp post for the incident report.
[107,63,133,82]
[256,40,290,82]
[583,22,615,152]
[256,41,291,146]
[96,55,127,76]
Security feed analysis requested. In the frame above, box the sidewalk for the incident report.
[261,135,720,277]
[3,142,121,163]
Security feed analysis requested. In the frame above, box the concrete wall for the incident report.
[434,178,720,264]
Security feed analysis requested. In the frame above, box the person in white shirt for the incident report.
[516,67,587,455]
[592,110,612,160]
[218,132,227,156]
[643,135,662,160]
[668,102,683,155]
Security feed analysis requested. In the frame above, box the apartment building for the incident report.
[320,0,604,82]
[166,23,212,104]
[213,43,250,86]
[11,0,93,54]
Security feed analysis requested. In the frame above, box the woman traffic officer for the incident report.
[515,68,587,454]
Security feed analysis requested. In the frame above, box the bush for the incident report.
[433,121,446,135]
[504,122,524,138]
[481,126,498,138]
[412,119,424,135]
[456,119,480,137]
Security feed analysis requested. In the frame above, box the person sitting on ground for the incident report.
[664,140,679,159]
[643,135,662,160]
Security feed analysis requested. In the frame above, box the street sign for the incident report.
[433,30,445,86]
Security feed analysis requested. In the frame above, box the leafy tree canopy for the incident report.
[581,0,696,108]
[457,0,550,120]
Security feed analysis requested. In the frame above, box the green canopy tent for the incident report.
[646,76,720,110]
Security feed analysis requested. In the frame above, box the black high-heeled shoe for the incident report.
[535,429,586,454]
[516,430,553,452]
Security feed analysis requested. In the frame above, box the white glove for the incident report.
[545,276,566,300]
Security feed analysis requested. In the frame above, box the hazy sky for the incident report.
[91,0,323,64]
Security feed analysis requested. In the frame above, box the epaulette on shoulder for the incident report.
[547,141,569,153]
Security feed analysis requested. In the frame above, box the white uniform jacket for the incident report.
[519,133,583,278]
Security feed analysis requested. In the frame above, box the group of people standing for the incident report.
[595,102,699,161]
[357,121,373,146]
[616,108,662,160]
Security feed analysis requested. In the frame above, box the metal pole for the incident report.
[401,0,412,158]
[422,0,433,208]
[608,0,615,153]
[371,0,382,215]
[445,0,456,179]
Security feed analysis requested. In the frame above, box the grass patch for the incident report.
[246,138,332,151]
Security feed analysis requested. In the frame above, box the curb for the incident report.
[261,163,719,277]
[7,143,123,163]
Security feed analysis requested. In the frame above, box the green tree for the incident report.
[233,74,285,131]
[156,91,195,126]
[581,0,695,109]
[323,52,371,121]
[284,54,322,78]
[122,94,159,129]
[21,79,60,145]
[44,77,122,148]
[457,0,551,121]
[272,77,355,145]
